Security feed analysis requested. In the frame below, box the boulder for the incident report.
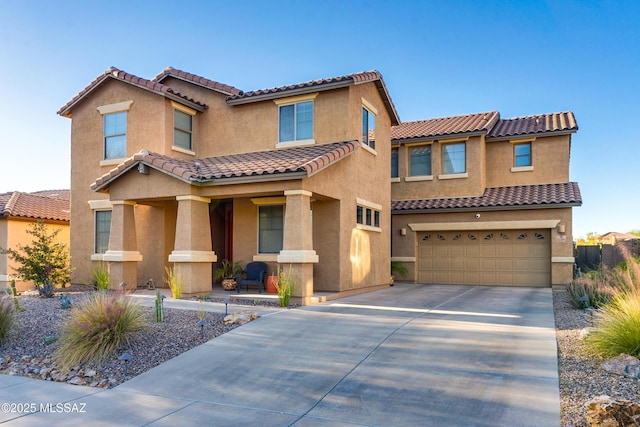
[224,310,259,325]
[601,354,640,378]
[585,395,640,427]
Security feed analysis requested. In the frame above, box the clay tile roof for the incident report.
[0,191,70,222]
[487,112,578,139]
[391,111,500,142]
[58,67,207,117]
[91,141,360,191]
[228,70,400,125]
[392,182,582,212]
[152,67,243,96]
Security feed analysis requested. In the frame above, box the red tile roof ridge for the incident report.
[152,67,243,96]
[58,67,207,117]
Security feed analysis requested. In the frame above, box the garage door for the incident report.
[417,229,550,286]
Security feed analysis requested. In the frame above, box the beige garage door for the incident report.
[417,229,551,286]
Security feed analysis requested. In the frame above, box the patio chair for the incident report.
[236,261,268,293]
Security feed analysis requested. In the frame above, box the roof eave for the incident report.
[192,171,308,186]
[486,128,578,142]
[392,130,488,144]
[392,201,582,215]
[227,80,353,106]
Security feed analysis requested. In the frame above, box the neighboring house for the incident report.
[0,190,71,291]
[57,67,581,304]
[391,112,581,286]
[596,232,637,245]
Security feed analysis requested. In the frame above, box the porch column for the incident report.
[168,195,217,295]
[277,190,318,305]
[103,200,142,291]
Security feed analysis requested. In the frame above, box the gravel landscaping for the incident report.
[0,284,637,426]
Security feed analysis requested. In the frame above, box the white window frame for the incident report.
[275,94,317,148]
[511,139,535,172]
[172,102,196,154]
[97,101,133,164]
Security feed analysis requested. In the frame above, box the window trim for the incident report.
[355,198,382,233]
[441,141,466,175]
[93,209,112,256]
[257,203,285,255]
[408,143,433,178]
[275,94,317,147]
[172,101,196,153]
[103,111,127,160]
[391,146,399,179]
[98,101,133,162]
[361,99,377,151]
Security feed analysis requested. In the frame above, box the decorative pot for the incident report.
[267,275,278,294]
[222,278,237,291]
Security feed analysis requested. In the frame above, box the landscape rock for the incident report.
[601,354,640,378]
[224,310,259,325]
[585,395,640,427]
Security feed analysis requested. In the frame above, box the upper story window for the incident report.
[362,107,376,149]
[104,112,127,160]
[514,142,532,167]
[409,145,432,176]
[442,142,466,174]
[391,147,399,178]
[174,109,193,150]
[258,204,284,254]
[279,100,313,143]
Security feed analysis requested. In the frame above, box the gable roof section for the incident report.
[392,182,582,213]
[487,112,578,140]
[227,70,400,125]
[91,140,360,191]
[0,191,70,222]
[152,67,243,96]
[391,111,500,142]
[58,67,207,117]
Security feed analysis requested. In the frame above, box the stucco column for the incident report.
[277,190,318,305]
[103,200,142,291]
[168,195,217,294]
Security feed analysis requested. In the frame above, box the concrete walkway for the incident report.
[0,284,560,426]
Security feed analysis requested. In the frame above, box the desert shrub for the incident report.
[55,292,148,366]
[164,266,182,299]
[275,266,296,307]
[584,287,640,358]
[90,262,110,291]
[566,276,615,309]
[0,296,15,342]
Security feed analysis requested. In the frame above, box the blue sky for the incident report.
[1,0,638,239]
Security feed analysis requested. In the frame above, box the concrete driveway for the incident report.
[0,284,559,426]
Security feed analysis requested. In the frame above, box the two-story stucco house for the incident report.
[390,112,580,286]
[58,67,399,304]
[58,67,580,304]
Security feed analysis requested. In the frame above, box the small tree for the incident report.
[0,221,71,296]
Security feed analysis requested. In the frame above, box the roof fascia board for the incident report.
[192,172,308,186]
[393,131,486,144]
[486,129,577,142]
[392,202,582,215]
[227,80,353,106]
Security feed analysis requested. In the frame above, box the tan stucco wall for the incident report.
[485,135,571,186]
[0,218,70,291]
[391,207,575,285]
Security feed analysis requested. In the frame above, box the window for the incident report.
[279,101,313,142]
[174,109,193,150]
[442,142,466,174]
[104,112,127,159]
[514,142,531,167]
[391,147,399,178]
[362,107,376,149]
[95,210,112,254]
[259,205,283,253]
[409,145,432,176]
[356,203,381,231]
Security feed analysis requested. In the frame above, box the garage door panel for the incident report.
[417,229,550,286]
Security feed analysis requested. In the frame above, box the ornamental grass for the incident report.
[55,292,148,366]
[0,296,15,342]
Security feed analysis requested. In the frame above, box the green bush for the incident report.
[55,292,148,366]
[0,296,15,342]
[584,287,640,358]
